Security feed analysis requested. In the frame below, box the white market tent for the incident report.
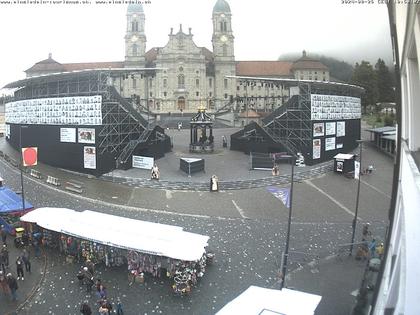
[216,286,322,315]
[20,207,209,262]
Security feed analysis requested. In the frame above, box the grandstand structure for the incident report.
[4,68,171,176]
[229,76,364,165]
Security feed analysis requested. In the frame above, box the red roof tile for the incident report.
[236,61,293,77]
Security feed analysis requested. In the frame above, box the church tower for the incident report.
[212,0,236,109]
[125,4,146,66]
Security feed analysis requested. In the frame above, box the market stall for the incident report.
[20,207,211,294]
[0,184,34,235]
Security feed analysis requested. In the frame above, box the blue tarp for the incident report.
[0,186,33,213]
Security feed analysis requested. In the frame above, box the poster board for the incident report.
[313,139,321,159]
[83,146,96,169]
[325,137,336,151]
[313,123,324,137]
[5,95,102,126]
[336,121,345,137]
[132,156,154,170]
[325,122,336,136]
[311,94,361,120]
[78,128,95,144]
[60,128,76,143]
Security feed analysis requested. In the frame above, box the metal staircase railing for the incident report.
[117,129,153,165]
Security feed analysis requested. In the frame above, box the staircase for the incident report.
[117,128,153,166]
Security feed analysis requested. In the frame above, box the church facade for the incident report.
[24,0,330,114]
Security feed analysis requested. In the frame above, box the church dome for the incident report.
[127,3,144,13]
[213,0,231,13]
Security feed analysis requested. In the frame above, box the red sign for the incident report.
[22,147,38,167]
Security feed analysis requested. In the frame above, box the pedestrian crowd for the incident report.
[0,225,33,302]
[355,223,385,261]
[77,259,124,315]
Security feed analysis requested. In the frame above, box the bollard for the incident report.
[30,169,42,179]
[46,175,61,186]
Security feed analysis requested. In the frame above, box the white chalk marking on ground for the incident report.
[165,190,173,199]
[361,179,391,199]
[305,180,362,220]
[232,200,249,219]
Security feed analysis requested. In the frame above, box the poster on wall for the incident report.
[325,122,336,136]
[83,146,96,169]
[5,124,10,139]
[313,139,321,159]
[310,94,361,120]
[78,128,95,144]
[336,143,343,149]
[336,161,344,172]
[313,123,324,137]
[132,156,154,170]
[5,95,102,126]
[325,137,336,151]
[336,121,346,137]
[60,128,76,143]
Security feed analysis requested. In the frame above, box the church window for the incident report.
[237,86,240,91]
[164,92,167,97]
[178,74,185,89]
[196,79,199,88]
[315,77,318,81]
[131,21,138,32]
[149,78,153,88]
[132,44,137,56]
[150,92,153,97]
[209,78,212,88]
[209,92,212,97]
[179,66,183,72]
[224,93,228,99]
[223,45,227,56]
[196,92,199,97]
[224,79,228,89]
[163,79,167,88]
[132,78,136,89]
[223,21,227,32]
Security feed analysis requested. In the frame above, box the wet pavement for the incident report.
[0,124,394,314]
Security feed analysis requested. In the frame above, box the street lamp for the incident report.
[349,139,363,255]
[280,154,296,290]
[19,125,29,213]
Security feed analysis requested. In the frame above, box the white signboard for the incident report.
[313,139,321,159]
[325,137,336,151]
[313,123,324,137]
[78,128,95,144]
[5,124,10,139]
[83,146,96,169]
[132,156,154,170]
[311,94,361,120]
[5,95,102,126]
[336,121,346,137]
[336,143,343,149]
[354,161,360,180]
[60,128,76,143]
[325,122,336,136]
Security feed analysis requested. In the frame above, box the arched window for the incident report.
[223,45,227,56]
[132,44,137,56]
[178,74,185,89]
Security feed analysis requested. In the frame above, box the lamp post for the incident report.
[280,155,296,289]
[19,125,28,213]
[349,139,363,255]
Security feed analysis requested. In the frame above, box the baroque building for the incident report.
[24,0,330,114]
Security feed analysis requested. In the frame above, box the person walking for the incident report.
[0,270,10,297]
[6,273,18,301]
[116,298,124,315]
[82,267,94,293]
[0,225,7,245]
[1,244,9,269]
[98,303,108,315]
[80,301,92,315]
[22,248,31,273]
[16,256,24,280]
[0,248,5,273]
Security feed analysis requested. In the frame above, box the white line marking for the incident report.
[361,179,391,199]
[232,200,249,219]
[305,180,362,220]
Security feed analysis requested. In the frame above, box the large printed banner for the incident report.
[311,94,361,121]
[5,95,102,126]
[313,139,321,159]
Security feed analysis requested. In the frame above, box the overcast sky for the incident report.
[0,0,392,90]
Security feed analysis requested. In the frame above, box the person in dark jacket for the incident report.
[22,248,31,273]
[6,273,18,301]
[80,301,92,315]
[16,256,24,280]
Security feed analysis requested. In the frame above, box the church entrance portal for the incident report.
[177,97,185,111]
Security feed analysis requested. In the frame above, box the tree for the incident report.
[375,58,395,103]
[351,61,378,114]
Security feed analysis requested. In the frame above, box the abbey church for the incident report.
[25,0,330,113]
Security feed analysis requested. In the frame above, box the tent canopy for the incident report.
[20,207,209,262]
[216,286,322,315]
[0,187,34,213]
